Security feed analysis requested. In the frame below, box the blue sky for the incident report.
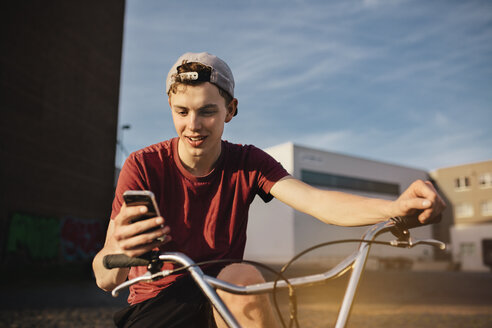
[117,0,492,171]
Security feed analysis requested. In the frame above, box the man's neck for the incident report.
[177,140,222,177]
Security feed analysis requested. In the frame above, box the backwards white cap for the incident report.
[165,52,235,98]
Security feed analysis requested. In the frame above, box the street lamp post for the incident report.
[117,124,131,169]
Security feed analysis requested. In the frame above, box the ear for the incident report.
[225,98,238,123]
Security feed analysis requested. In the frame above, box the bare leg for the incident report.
[213,263,280,328]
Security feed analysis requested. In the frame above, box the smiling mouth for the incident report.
[186,136,207,146]
[188,136,206,141]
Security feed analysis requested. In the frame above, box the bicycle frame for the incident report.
[111,219,445,328]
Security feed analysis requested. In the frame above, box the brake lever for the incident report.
[415,238,446,250]
[111,270,173,297]
[112,272,152,297]
[390,236,446,250]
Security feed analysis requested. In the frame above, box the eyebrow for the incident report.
[200,104,220,111]
[173,104,219,111]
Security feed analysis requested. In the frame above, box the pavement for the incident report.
[1,269,491,327]
[282,270,492,327]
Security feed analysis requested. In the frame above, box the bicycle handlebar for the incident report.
[103,253,150,269]
[104,218,445,328]
[103,215,442,270]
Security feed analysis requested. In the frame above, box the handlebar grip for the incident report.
[390,216,423,230]
[391,213,442,230]
[390,214,442,240]
[103,254,150,269]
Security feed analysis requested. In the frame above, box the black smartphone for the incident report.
[123,190,165,241]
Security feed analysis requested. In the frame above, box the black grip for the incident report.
[390,214,442,241]
[390,215,423,231]
[103,254,150,269]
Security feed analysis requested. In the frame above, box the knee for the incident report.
[217,263,266,286]
[215,263,267,306]
[214,264,278,327]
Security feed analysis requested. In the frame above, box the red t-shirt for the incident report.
[111,138,289,304]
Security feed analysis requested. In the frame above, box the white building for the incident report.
[244,143,437,269]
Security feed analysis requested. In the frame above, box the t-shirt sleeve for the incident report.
[111,153,149,219]
[251,147,290,203]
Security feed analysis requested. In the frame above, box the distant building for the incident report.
[245,143,439,270]
[430,160,492,272]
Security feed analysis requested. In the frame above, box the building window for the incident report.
[481,200,492,217]
[454,176,471,190]
[479,173,492,188]
[455,203,474,218]
[459,242,475,256]
[300,169,400,196]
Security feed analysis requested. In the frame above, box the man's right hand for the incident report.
[93,203,171,291]
[110,203,171,258]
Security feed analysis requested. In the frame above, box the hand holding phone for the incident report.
[123,190,166,242]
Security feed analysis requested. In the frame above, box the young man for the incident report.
[93,52,445,328]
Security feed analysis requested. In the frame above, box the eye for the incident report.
[201,110,216,116]
[174,108,188,116]
[200,106,218,116]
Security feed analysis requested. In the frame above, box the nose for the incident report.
[187,112,201,131]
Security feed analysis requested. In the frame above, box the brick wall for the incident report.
[0,1,125,262]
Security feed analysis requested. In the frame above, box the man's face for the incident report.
[169,82,236,167]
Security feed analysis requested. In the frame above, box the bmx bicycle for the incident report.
[103,216,445,328]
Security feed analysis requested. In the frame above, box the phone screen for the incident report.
[123,191,164,241]
[123,192,160,220]
[123,190,165,241]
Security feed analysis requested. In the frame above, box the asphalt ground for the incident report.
[1,268,491,327]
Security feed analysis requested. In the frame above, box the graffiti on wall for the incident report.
[7,213,60,260]
[6,213,106,262]
[60,216,105,261]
